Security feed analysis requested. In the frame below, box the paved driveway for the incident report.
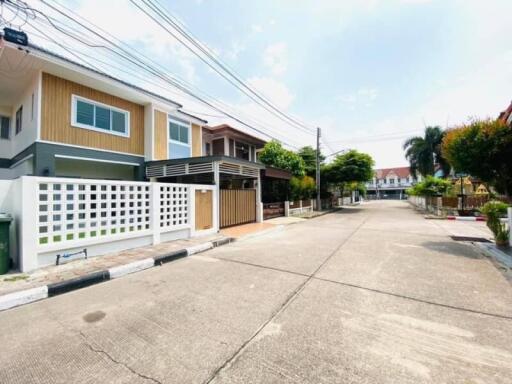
[1,200,511,383]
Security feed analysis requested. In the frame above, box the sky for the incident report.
[10,0,512,168]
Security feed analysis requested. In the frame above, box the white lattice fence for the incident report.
[12,177,218,271]
[159,184,189,230]
[37,179,152,246]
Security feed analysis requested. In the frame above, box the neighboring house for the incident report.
[498,100,512,126]
[365,167,422,199]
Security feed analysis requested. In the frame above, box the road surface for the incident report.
[1,200,511,383]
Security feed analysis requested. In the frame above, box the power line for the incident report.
[132,0,316,135]
[11,0,304,149]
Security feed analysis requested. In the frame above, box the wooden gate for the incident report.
[195,189,213,230]
[220,189,256,228]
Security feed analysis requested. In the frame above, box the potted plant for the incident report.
[481,201,510,247]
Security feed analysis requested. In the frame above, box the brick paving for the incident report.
[0,234,225,297]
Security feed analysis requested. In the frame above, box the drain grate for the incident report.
[451,236,491,243]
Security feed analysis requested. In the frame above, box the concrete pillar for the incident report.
[508,207,512,247]
[256,173,263,223]
[284,201,290,217]
[150,182,161,245]
[214,162,220,228]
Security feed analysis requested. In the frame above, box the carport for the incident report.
[146,156,265,228]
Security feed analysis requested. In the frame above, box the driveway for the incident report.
[0,200,511,383]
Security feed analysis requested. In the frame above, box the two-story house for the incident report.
[0,39,269,230]
[365,167,422,199]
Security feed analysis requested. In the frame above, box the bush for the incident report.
[406,176,452,196]
[481,201,510,245]
[290,175,316,200]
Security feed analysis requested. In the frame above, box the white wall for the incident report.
[0,72,40,162]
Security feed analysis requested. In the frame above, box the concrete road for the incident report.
[1,200,511,383]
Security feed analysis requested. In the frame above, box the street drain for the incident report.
[451,236,491,243]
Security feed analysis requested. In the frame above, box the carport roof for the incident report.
[146,155,265,169]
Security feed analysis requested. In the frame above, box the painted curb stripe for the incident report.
[109,258,155,279]
[47,270,110,297]
[447,216,486,221]
[186,242,213,255]
[0,286,49,311]
[0,238,231,311]
[212,238,234,247]
[154,249,188,265]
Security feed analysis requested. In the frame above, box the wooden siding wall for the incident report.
[220,189,256,228]
[191,124,202,156]
[195,190,213,230]
[41,73,145,155]
[154,110,168,160]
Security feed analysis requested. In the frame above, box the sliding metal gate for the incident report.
[220,189,256,228]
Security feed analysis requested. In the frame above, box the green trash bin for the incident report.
[0,214,12,275]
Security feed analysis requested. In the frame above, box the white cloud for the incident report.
[225,40,246,61]
[251,24,263,34]
[247,76,295,109]
[338,87,379,109]
[59,0,200,84]
[263,42,288,76]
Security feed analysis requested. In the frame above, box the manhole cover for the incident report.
[451,236,491,243]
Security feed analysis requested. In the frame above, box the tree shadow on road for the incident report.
[420,241,482,259]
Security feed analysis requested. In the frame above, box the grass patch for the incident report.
[2,274,29,282]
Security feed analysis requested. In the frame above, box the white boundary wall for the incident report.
[408,195,427,210]
[3,176,217,272]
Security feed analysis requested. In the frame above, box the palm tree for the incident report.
[403,126,449,178]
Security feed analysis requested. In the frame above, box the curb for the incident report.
[446,216,486,221]
[475,242,512,269]
[0,237,235,312]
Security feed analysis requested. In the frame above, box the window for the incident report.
[0,116,10,139]
[71,95,129,137]
[168,118,190,159]
[389,178,395,184]
[15,106,22,135]
[235,141,250,160]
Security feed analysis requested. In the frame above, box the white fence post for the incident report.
[19,176,39,272]
[150,182,161,245]
[284,201,290,217]
[508,207,512,248]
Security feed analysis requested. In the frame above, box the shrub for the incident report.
[406,176,451,196]
[481,201,510,245]
[290,175,316,200]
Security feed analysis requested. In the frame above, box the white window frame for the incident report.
[71,94,130,138]
[167,116,191,159]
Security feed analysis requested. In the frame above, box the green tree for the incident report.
[297,146,325,177]
[403,126,449,178]
[406,176,452,196]
[324,150,374,195]
[442,118,512,196]
[258,140,305,176]
[290,175,316,200]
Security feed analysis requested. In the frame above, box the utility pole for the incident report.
[316,127,321,211]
